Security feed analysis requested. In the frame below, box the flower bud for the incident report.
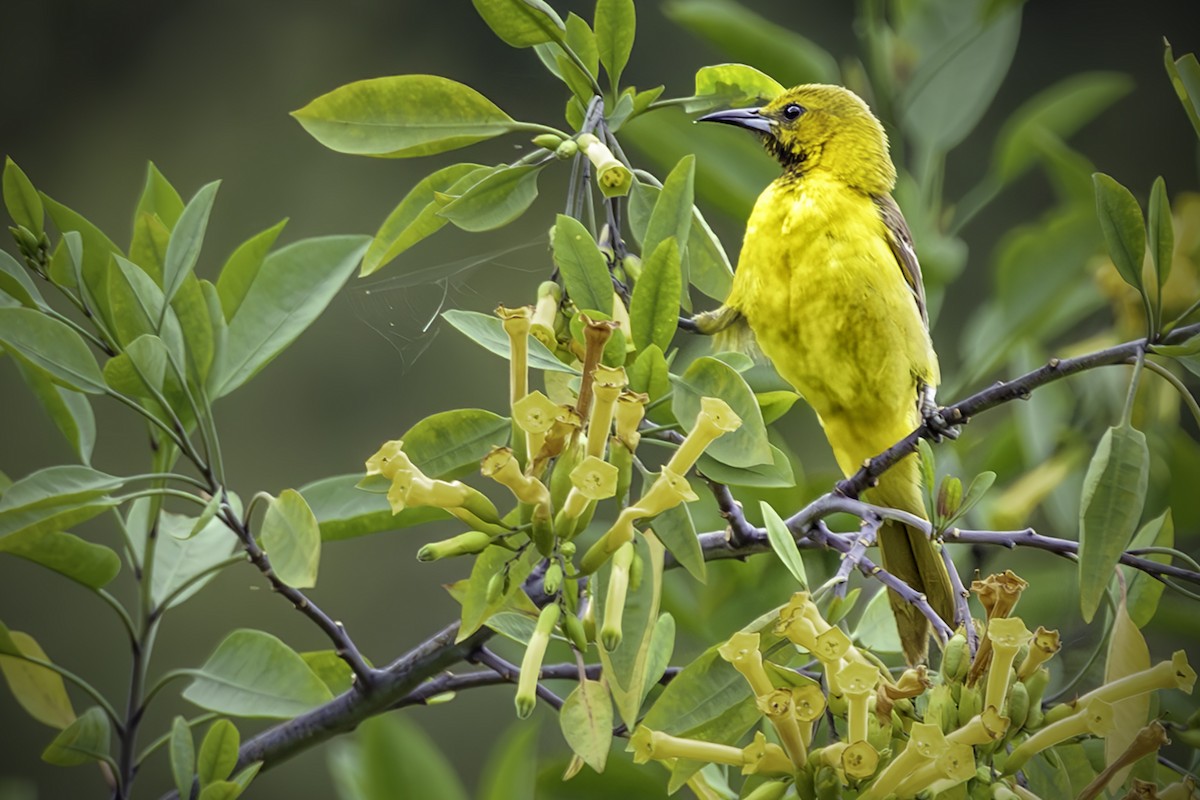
[554,139,579,159]
[542,562,563,595]
[601,541,634,651]
[630,726,744,766]
[532,133,564,150]
[530,281,563,350]
[515,603,560,719]
[416,530,494,562]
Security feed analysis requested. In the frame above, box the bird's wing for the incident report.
[873,194,929,329]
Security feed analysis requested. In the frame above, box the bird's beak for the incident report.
[696,107,773,134]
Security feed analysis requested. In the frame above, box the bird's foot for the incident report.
[920,385,960,441]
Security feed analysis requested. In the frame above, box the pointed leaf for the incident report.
[1122,510,1173,628]
[653,503,705,582]
[170,716,196,800]
[1147,176,1173,295]
[1164,42,1200,139]
[138,507,239,610]
[553,214,612,315]
[472,0,565,47]
[672,356,770,467]
[438,164,541,232]
[102,333,169,399]
[107,255,187,363]
[560,680,613,773]
[564,12,599,78]
[1078,424,1149,622]
[0,307,106,393]
[0,465,122,539]
[198,781,242,800]
[0,528,120,588]
[41,194,123,325]
[332,713,470,800]
[694,444,794,488]
[134,162,185,232]
[685,204,733,301]
[630,237,681,352]
[41,706,110,766]
[198,719,240,787]
[10,357,95,463]
[597,533,665,727]
[216,219,288,320]
[399,408,512,479]
[456,544,538,641]
[362,164,484,275]
[211,235,370,397]
[3,157,43,236]
[261,489,321,589]
[595,0,634,87]
[0,250,48,310]
[1093,173,1147,294]
[183,629,334,718]
[641,158,694,297]
[129,209,171,284]
[0,630,76,729]
[442,309,576,373]
[760,501,806,587]
[686,63,784,112]
[293,75,518,158]
[300,651,354,696]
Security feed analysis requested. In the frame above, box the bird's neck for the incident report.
[773,133,895,196]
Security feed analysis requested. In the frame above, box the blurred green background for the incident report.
[2,1,1199,797]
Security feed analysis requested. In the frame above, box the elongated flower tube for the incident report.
[630,726,744,766]
[497,305,532,406]
[515,603,561,719]
[858,722,946,800]
[666,397,742,476]
[1003,698,1114,775]
[984,617,1032,713]
[380,447,503,530]
[416,530,494,562]
[1017,626,1061,680]
[719,631,774,697]
[892,742,976,799]
[838,662,880,744]
[513,390,562,466]
[756,689,808,766]
[558,456,619,523]
[1074,650,1195,706]
[740,732,795,777]
[481,446,550,507]
[579,467,697,573]
[946,706,1010,746]
[576,133,633,198]
[586,365,627,459]
[530,280,562,350]
[601,541,634,651]
[614,390,648,451]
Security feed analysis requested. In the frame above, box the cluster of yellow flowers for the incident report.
[632,574,1196,799]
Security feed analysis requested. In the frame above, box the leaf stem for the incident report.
[1120,348,1145,427]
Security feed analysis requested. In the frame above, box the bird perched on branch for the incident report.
[696,84,955,664]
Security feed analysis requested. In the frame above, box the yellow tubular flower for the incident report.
[841,741,879,782]
[630,726,744,766]
[481,446,549,507]
[558,456,619,521]
[614,390,648,451]
[1067,650,1195,710]
[1003,699,1115,775]
[893,742,976,799]
[576,133,633,198]
[578,467,697,573]
[497,305,532,406]
[792,684,826,747]
[837,662,880,744]
[365,439,407,479]
[968,570,1029,686]
[858,722,946,800]
[666,397,743,476]
[585,365,627,459]
[513,390,562,466]
[718,631,774,696]
[756,689,808,767]
[946,707,1010,747]
[984,617,1032,713]
[740,732,795,777]
[1017,626,1062,680]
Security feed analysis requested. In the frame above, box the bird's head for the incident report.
[698,84,895,194]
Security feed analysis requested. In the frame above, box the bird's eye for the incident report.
[782,104,805,120]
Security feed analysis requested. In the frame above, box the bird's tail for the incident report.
[878,516,956,665]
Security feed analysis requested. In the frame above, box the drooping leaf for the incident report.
[182,629,334,718]
[329,713,470,800]
[1103,598,1152,787]
[685,204,733,301]
[1122,510,1173,628]
[3,157,43,236]
[1078,423,1149,622]
[553,214,612,316]
[0,250,48,310]
[595,0,635,88]
[0,307,106,394]
[41,706,109,767]
[442,309,576,373]
[672,356,771,467]
[0,629,76,729]
[438,165,542,232]
[300,474,446,542]
[0,465,122,540]
[293,75,519,158]
[0,527,120,589]
[1092,173,1147,294]
[629,238,681,353]
[10,357,95,464]
[162,181,220,307]
[362,164,484,276]
[760,501,806,588]
[560,680,613,773]
[198,719,240,788]
[472,0,565,48]
[170,716,196,800]
[261,489,321,589]
[210,235,370,397]
[653,503,704,582]
[216,219,288,321]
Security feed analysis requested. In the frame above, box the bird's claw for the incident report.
[920,385,960,441]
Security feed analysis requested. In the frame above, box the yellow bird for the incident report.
[697,85,954,664]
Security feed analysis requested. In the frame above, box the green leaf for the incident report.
[0,528,120,589]
[300,474,446,542]
[672,356,771,467]
[0,249,48,310]
[0,629,76,729]
[162,181,220,306]
[292,75,518,158]
[456,544,538,641]
[401,408,512,479]
[3,157,43,237]
[664,0,838,86]
[134,162,185,232]
[685,203,733,301]
[438,164,542,232]
[1164,41,1200,139]
[686,63,785,112]
[183,629,334,718]
[1147,176,1173,299]
[103,333,169,399]
[198,781,242,800]
[300,651,354,696]
[472,0,565,47]
[565,13,599,77]
[1078,423,1149,622]
[129,505,238,611]
[0,307,106,393]
[957,470,997,521]
[1104,597,1151,787]
[479,721,539,800]
[362,164,484,275]
[261,489,321,589]
[553,214,612,316]
[41,706,109,767]
[653,503,705,582]
[41,193,123,326]
[560,680,613,773]
[0,465,122,540]
[695,444,793,488]
[597,534,666,727]
[853,589,901,654]
[642,157,694,301]
[173,274,216,384]
[442,309,575,373]
[211,235,370,397]
[10,356,95,463]
[330,713,470,800]
[216,219,288,321]
[1092,173,1147,294]
[198,719,240,787]
[1122,510,1173,628]
[628,344,671,411]
[630,237,681,352]
[760,501,806,588]
[595,0,635,87]
[107,255,186,363]
[756,390,798,425]
[170,716,196,800]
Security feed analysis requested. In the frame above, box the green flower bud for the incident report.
[554,139,578,159]
[563,611,589,652]
[514,603,560,719]
[543,561,563,595]
[941,631,968,684]
[416,530,494,562]
[532,133,564,150]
